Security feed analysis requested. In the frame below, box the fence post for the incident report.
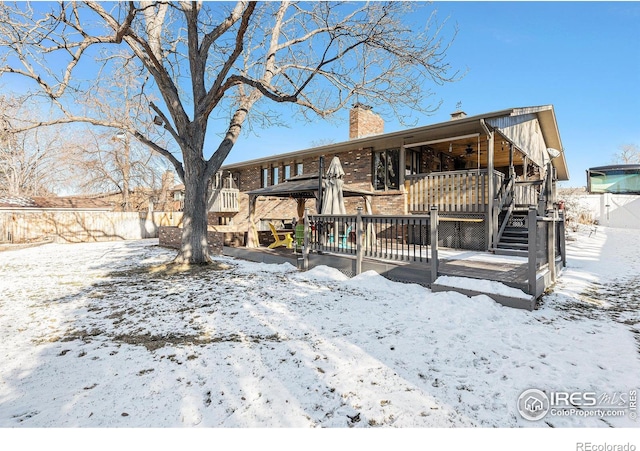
[527,206,537,296]
[430,206,439,284]
[356,207,363,275]
[303,208,310,270]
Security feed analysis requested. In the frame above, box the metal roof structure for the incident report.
[587,164,640,172]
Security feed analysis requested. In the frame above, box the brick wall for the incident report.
[218,104,416,238]
[223,145,410,234]
[237,148,374,192]
[158,226,223,255]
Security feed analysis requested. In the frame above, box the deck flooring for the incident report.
[223,245,530,289]
[438,259,528,286]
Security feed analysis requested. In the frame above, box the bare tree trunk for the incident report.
[176,135,211,264]
[179,176,210,264]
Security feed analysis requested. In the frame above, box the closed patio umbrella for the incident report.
[321,157,346,247]
[321,156,346,215]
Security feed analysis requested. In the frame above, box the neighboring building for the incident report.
[209,104,569,253]
[0,195,114,211]
[587,165,640,195]
[576,165,640,229]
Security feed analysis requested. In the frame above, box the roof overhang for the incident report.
[247,174,374,199]
[223,105,569,181]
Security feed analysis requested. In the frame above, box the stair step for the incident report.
[500,236,528,244]
[494,248,528,257]
[502,231,528,238]
[504,227,529,235]
[502,235,528,241]
[497,242,528,250]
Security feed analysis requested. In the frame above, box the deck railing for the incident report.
[209,187,239,213]
[526,207,566,297]
[407,169,504,213]
[305,208,439,280]
[293,207,566,299]
[514,181,542,207]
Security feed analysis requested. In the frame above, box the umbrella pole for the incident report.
[318,156,324,213]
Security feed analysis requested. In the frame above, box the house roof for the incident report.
[222,105,569,181]
[0,196,114,211]
[588,164,640,172]
[246,173,374,199]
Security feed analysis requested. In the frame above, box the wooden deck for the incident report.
[223,245,538,310]
[438,258,528,289]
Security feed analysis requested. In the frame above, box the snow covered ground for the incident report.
[0,226,638,442]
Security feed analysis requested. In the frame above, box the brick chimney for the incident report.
[450,110,467,120]
[349,103,384,139]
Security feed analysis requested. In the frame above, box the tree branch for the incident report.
[200,2,256,119]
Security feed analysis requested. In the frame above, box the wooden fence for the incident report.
[0,211,183,244]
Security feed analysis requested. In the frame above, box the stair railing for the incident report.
[492,176,515,248]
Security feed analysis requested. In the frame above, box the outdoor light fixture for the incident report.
[465,144,474,155]
[153,116,163,126]
[448,143,452,153]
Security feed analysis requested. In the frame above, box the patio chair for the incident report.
[268,222,293,249]
[338,224,353,249]
[294,224,306,252]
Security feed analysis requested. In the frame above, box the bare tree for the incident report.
[68,127,170,211]
[66,65,172,211]
[0,95,70,196]
[613,144,640,165]
[0,1,458,264]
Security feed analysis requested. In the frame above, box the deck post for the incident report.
[430,206,439,284]
[246,195,259,248]
[356,207,363,275]
[527,206,537,295]
[547,209,557,283]
[559,209,567,267]
[483,122,495,250]
[302,208,310,270]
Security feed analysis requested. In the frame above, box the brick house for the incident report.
[210,104,569,253]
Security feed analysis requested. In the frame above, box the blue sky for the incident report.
[224,1,640,188]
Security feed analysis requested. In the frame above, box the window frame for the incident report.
[372,148,400,191]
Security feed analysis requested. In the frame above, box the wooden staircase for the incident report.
[495,212,529,257]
